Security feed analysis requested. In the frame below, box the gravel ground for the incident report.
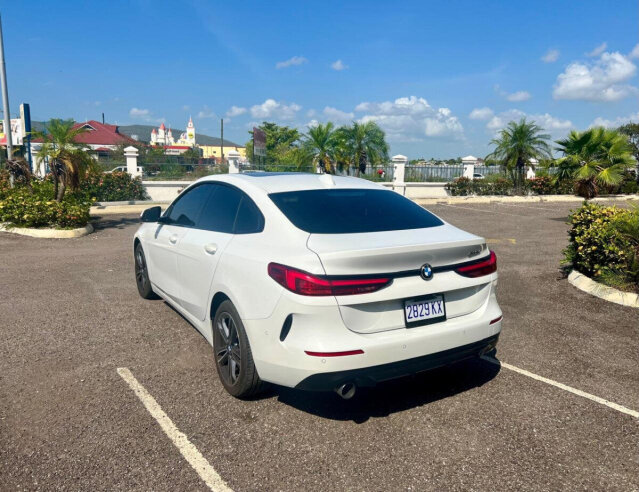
[1,202,637,491]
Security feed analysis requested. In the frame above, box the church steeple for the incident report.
[186,116,195,145]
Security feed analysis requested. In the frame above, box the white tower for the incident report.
[158,123,166,145]
[186,116,196,146]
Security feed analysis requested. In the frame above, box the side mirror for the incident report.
[140,206,162,223]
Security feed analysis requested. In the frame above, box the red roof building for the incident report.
[70,120,139,148]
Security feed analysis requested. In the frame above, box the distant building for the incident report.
[200,145,246,160]
[151,117,196,147]
[31,120,139,176]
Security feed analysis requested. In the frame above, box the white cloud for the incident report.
[306,119,319,128]
[541,49,560,63]
[275,56,307,69]
[587,42,607,57]
[250,99,301,120]
[629,44,639,59]
[306,109,316,117]
[323,106,354,123]
[129,107,150,118]
[226,106,247,117]
[485,109,572,137]
[469,107,494,120]
[506,91,532,102]
[354,95,463,141]
[331,59,348,71]
[590,112,639,128]
[495,85,531,102]
[198,106,217,119]
[553,51,637,102]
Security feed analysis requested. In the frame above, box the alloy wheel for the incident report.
[215,312,241,386]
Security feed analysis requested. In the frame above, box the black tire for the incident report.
[134,243,159,300]
[213,300,265,398]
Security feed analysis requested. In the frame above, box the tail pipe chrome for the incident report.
[335,382,357,400]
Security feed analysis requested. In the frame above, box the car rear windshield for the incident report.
[269,189,444,234]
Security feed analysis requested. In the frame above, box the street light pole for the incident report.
[0,13,13,161]
[220,118,224,164]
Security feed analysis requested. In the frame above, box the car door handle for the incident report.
[169,234,178,244]
[204,243,218,255]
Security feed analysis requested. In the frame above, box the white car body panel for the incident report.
[134,173,502,391]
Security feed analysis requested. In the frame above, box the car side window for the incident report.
[165,184,212,227]
[198,184,243,233]
[234,196,264,234]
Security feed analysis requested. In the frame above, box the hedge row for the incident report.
[446,174,638,197]
[0,180,91,229]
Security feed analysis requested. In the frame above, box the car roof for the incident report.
[197,172,384,194]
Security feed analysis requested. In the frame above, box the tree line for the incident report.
[245,121,389,175]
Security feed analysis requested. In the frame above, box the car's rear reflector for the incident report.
[489,315,503,325]
[268,263,391,296]
[304,349,365,357]
[455,250,497,278]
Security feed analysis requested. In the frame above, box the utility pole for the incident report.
[220,118,224,164]
[0,13,13,161]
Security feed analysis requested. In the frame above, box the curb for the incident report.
[90,204,168,216]
[0,223,94,239]
[568,270,639,309]
[415,194,639,205]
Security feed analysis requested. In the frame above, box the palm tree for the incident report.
[342,121,389,176]
[488,118,552,192]
[303,122,338,173]
[555,127,634,199]
[34,119,95,201]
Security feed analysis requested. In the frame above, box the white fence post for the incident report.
[461,155,477,179]
[124,146,140,178]
[392,154,407,195]
[527,158,537,179]
[227,150,240,174]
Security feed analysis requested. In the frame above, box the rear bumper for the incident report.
[294,335,499,391]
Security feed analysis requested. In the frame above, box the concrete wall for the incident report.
[380,182,449,198]
[143,181,190,202]
[142,180,449,202]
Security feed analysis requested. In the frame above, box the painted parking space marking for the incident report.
[481,357,639,419]
[435,203,526,217]
[496,202,571,212]
[117,367,233,492]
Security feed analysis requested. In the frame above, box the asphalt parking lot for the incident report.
[1,201,638,491]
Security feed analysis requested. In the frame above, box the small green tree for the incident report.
[34,119,96,202]
[303,122,339,173]
[555,127,634,199]
[488,118,552,193]
[341,121,389,175]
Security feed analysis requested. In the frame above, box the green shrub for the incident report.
[527,176,554,195]
[446,176,475,195]
[79,171,148,202]
[564,202,638,291]
[0,180,91,229]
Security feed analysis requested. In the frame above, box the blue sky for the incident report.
[2,0,638,158]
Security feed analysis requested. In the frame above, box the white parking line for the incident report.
[117,367,233,492]
[436,203,524,217]
[481,357,639,419]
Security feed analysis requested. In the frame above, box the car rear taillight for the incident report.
[268,263,391,296]
[455,250,497,278]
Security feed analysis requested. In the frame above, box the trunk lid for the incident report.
[306,224,492,334]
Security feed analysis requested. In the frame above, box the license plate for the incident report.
[404,294,446,327]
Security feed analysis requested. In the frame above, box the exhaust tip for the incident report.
[335,382,357,400]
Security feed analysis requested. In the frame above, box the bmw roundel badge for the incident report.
[420,263,434,280]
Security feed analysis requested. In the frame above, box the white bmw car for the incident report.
[134,173,502,399]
